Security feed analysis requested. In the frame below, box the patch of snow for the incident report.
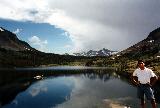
[148,40,154,43]
[0,28,4,32]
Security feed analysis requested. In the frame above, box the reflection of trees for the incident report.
[82,69,120,82]
[83,72,111,82]
[0,70,39,107]
[0,81,31,106]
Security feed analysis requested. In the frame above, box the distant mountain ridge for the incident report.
[0,27,35,51]
[73,48,117,57]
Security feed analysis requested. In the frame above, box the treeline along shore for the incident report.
[0,27,160,77]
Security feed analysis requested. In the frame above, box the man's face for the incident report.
[138,62,145,69]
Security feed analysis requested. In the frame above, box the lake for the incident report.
[0,66,160,108]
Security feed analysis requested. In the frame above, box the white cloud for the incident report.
[64,44,72,48]
[29,81,48,97]
[1,0,160,52]
[61,32,70,37]
[13,28,22,34]
[28,36,48,52]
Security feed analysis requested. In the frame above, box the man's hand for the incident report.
[147,82,152,87]
[131,76,140,86]
[136,81,140,86]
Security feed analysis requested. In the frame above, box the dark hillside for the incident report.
[0,27,89,67]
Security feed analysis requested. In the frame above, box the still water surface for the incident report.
[1,66,160,108]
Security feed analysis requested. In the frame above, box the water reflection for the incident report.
[0,68,160,108]
[0,71,34,107]
[29,81,48,97]
[54,73,138,108]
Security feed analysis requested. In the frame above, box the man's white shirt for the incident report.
[133,67,156,84]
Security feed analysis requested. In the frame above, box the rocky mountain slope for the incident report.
[117,27,160,59]
[0,27,35,51]
[109,27,160,73]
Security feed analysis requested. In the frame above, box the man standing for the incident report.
[132,60,157,108]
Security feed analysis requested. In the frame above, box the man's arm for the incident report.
[150,76,158,86]
[149,69,158,86]
[131,69,140,86]
[131,76,140,86]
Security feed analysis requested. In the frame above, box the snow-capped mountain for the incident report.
[73,48,117,56]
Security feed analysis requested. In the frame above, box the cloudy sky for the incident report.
[0,0,160,54]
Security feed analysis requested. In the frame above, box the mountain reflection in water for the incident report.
[0,67,160,108]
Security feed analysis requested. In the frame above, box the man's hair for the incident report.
[138,60,144,64]
[136,60,145,68]
[137,60,144,66]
